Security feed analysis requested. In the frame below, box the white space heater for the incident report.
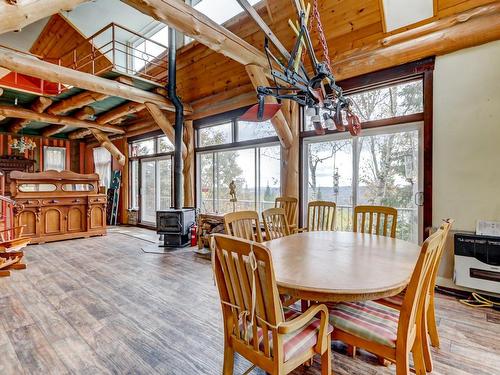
[454,233,500,295]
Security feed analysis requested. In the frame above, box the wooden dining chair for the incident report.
[262,208,291,240]
[275,196,298,231]
[212,234,333,375]
[304,201,336,232]
[377,219,454,372]
[224,211,263,243]
[353,205,398,238]
[327,226,445,375]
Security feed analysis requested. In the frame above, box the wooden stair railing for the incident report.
[0,195,28,276]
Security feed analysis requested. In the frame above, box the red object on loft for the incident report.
[0,72,66,96]
[239,103,282,122]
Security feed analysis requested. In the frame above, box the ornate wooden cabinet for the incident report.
[10,170,107,244]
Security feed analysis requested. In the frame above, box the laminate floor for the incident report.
[0,230,499,375]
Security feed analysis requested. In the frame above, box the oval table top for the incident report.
[263,231,421,303]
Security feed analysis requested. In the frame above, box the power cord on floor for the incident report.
[459,292,500,309]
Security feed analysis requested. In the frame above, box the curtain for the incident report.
[43,146,66,171]
[93,147,112,188]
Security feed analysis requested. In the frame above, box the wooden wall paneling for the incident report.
[30,14,111,74]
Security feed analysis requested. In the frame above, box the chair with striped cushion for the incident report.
[377,219,454,372]
[328,226,446,375]
[353,205,398,238]
[224,211,263,243]
[212,234,333,375]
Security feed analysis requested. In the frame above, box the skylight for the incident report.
[382,0,434,32]
[193,0,260,25]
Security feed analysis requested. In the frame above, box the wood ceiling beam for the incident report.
[68,129,92,140]
[0,47,190,113]
[0,0,90,34]
[123,0,268,67]
[0,105,125,134]
[96,102,146,125]
[8,96,53,133]
[43,106,95,137]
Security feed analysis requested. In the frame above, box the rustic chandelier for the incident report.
[9,136,37,153]
[241,0,361,136]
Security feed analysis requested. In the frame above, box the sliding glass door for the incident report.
[139,156,173,225]
[303,123,423,242]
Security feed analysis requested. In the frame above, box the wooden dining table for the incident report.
[263,231,421,303]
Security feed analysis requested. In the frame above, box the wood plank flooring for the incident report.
[0,229,499,374]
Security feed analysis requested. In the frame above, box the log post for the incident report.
[183,119,195,207]
[90,129,126,166]
[282,101,300,204]
[9,96,53,133]
[245,64,293,148]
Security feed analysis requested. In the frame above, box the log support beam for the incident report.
[8,97,52,133]
[0,105,124,134]
[0,46,188,112]
[96,102,146,125]
[43,106,95,138]
[90,129,126,166]
[145,102,187,159]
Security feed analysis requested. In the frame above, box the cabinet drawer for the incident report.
[89,196,107,204]
[17,199,41,207]
[41,197,87,206]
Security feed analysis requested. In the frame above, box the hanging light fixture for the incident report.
[9,136,37,153]
[241,0,361,136]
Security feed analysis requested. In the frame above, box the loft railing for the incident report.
[57,23,168,84]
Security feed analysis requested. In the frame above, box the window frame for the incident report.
[194,107,282,214]
[299,57,435,239]
[43,146,67,172]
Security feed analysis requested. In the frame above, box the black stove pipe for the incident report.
[168,29,184,209]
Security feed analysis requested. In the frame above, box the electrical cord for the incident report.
[459,292,500,308]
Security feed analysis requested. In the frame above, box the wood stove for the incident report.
[156,208,195,247]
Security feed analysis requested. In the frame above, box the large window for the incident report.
[43,146,66,171]
[196,114,280,214]
[193,0,260,25]
[304,125,422,243]
[302,77,425,243]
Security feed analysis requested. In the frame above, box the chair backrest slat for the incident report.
[224,211,263,243]
[275,196,298,228]
[306,201,336,232]
[262,208,290,240]
[354,205,398,238]
[398,227,445,344]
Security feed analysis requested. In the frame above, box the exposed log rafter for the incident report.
[8,97,52,133]
[0,105,124,134]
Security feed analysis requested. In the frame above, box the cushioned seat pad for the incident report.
[238,307,333,362]
[327,301,399,348]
